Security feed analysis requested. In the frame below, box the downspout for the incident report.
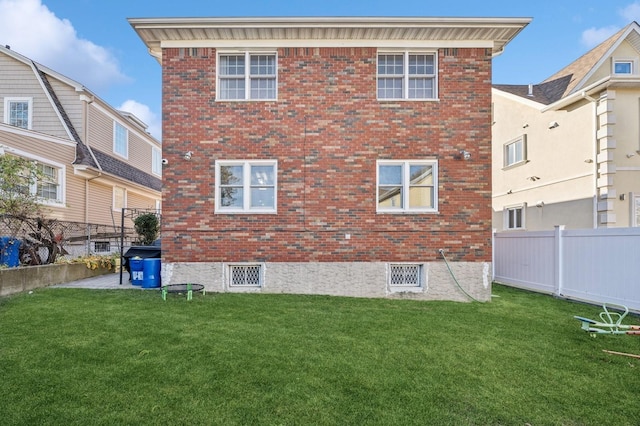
[581,91,599,229]
[81,95,102,225]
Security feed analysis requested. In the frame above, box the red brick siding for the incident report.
[161,47,492,263]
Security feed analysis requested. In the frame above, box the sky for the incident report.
[1,0,639,141]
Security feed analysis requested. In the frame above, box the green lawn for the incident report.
[1,285,639,425]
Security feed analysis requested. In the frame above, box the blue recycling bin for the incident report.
[142,258,161,288]
[129,257,145,286]
[0,237,21,268]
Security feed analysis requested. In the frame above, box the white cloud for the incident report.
[580,25,620,48]
[118,100,161,141]
[0,0,128,91]
[620,1,640,22]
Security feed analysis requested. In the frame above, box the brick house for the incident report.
[130,17,529,300]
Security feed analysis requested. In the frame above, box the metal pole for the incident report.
[119,207,125,285]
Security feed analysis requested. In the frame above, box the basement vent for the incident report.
[229,265,262,287]
[389,264,422,287]
[94,241,110,253]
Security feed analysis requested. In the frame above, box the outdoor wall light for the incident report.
[460,150,471,160]
[626,152,636,158]
[527,176,540,181]
[548,121,559,129]
[183,151,193,160]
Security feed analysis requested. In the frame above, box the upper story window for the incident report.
[377,52,437,100]
[377,160,437,213]
[504,135,527,168]
[218,52,277,101]
[113,122,128,158]
[4,97,32,129]
[152,147,162,176]
[215,160,277,213]
[613,58,636,75]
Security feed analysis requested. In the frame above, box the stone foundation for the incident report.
[161,261,491,302]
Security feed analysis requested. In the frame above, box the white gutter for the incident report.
[541,77,610,112]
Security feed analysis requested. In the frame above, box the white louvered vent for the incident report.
[389,264,421,287]
[230,265,262,287]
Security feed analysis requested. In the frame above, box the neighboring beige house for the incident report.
[0,45,162,254]
[492,21,640,231]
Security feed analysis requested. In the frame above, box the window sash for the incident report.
[4,98,32,129]
[216,161,277,213]
[614,60,632,75]
[377,52,437,100]
[505,137,525,167]
[218,52,277,100]
[377,161,437,212]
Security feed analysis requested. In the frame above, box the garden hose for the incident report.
[438,249,480,303]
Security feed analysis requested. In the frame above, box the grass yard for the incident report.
[1,284,639,425]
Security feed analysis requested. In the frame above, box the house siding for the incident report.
[0,55,68,138]
[161,46,493,299]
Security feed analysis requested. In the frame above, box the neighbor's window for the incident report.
[113,122,128,158]
[215,160,277,213]
[113,186,127,211]
[504,135,526,167]
[35,163,61,202]
[377,52,437,100]
[218,52,277,100]
[94,241,111,252]
[613,59,634,75]
[152,147,162,176]
[4,97,32,129]
[505,206,525,230]
[377,160,437,213]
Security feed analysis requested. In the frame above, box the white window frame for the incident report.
[227,264,264,289]
[3,152,65,206]
[4,97,33,129]
[504,135,527,168]
[504,204,525,230]
[152,147,162,176]
[113,122,128,158]
[376,160,438,214]
[612,58,637,76]
[113,186,127,211]
[217,51,278,101]
[377,51,438,100]
[632,193,640,227]
[215,160,277,214]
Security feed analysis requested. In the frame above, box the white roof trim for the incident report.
[492,87,546,110]
[568,22,640,96]
[0,122,76,147]
[129,16,531,62]
[161,39,495,49]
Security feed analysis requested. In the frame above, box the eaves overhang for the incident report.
[128,16,531,62]
[540,76,640,112]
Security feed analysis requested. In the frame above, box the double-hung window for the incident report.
[505,206,525,230]
[113,122,128,158]
[377,160,437,213]
[215,160,277,213]
[218,52,277,100]
[36,163,61,202]
[4,97,32,129]
[504,135,526,168]
[377,52,437,100]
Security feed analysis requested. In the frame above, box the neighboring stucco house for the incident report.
[492,22,640,231]
[130,16,529,300]
[0,45,162,254]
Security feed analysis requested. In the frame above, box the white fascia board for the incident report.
[0,123,76,148]
[161,39,495,49]
[492,88,546,110]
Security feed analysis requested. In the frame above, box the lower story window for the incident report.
[377,160,437,213]
[229,264,263,287]
[215,160,277,213]
[505,205,525,230]
[389,264,422,287]
[94,241,111,252]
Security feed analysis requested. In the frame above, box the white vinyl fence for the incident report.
[493,226,640,312]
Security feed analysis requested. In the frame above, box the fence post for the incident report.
[554,225,565,296]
